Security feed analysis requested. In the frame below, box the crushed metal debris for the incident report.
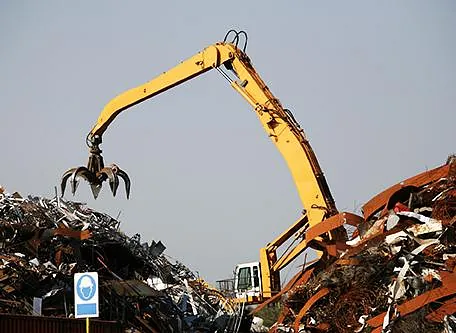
[269,156,456,333]
[0,156,454,333]
[0,191,248,332]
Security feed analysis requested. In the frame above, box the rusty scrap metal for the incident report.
[362,162,451,221]
[305,212,363,243]
[0,190,245,332]
[292,288,329,332]
[426,297,456,323]
[333,287,378,332]
[253,267,315,316]
[366,271,456,329]
[269,157,456,333]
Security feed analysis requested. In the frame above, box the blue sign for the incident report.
[74,272,99,318]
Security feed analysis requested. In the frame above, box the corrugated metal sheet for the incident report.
[0,313,123,333]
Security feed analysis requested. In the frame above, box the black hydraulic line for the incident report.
[223,29,238,43]
[236,30,248,52]
[223,29,248,52]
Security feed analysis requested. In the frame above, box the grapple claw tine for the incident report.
[110,175,119,197]
[61,166,99,197]
[90,184,102,199]
[70,176,79,196]
[61,168,77,197]
[116,169,131,199]
[99,167,119,197]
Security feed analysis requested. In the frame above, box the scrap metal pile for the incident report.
[270,156,456,333]
[0,189,245,332]
[1,154,454,333]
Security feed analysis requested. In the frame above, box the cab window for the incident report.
[253,266,260,288]
[237,267,252,290]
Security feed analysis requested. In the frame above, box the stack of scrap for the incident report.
[0,191,244,332]
[272,156,456,333]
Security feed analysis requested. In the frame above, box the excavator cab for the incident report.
[234,262,262,301]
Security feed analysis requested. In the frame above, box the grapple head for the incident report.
[61,135,130,199]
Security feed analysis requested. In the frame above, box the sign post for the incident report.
[74,272,99,333]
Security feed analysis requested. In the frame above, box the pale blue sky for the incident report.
[1,1,455,284]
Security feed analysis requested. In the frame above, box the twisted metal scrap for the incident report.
[0,191,244,332]
[272,157,456,332]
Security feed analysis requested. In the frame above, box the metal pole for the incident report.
[86,317,90,333]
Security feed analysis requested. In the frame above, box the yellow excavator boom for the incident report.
[61,31,348,300]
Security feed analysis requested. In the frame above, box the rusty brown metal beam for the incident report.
[425,296,456,322]
[305,212,363,242]
[293,288,329,332]
[362,163,450,221]
[269,307,291,333]
[371,326,383,333]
